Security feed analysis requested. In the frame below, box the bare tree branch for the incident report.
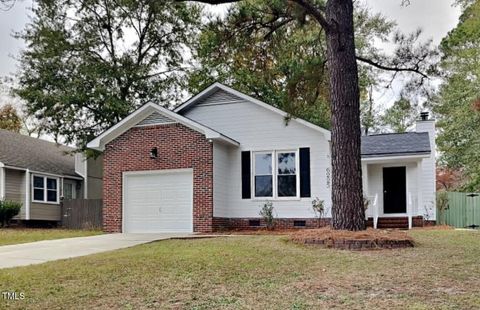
[177,0,331,31]
[355,55,428,79]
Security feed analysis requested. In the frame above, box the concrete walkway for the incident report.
[0,233,192,269]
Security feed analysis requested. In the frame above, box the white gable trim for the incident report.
[87,103,239,151]
[174,83,331,141]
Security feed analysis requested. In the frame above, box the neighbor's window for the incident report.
[254,152,273,197]
[277,152,297,197]
[33,175,58,203]
[63,183,76,200]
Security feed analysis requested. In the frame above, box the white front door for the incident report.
[123,169,193,233]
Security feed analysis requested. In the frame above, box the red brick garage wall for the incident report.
[103,123,213,233]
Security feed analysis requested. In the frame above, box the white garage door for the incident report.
[123,169,193,233]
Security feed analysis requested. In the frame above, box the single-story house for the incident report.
[0,129,103,222]
[87,83,436,233]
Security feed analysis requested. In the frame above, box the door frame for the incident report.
[122,168,194,233]
[382,166,407,215]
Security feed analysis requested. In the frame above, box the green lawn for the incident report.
[0,229,103,246]
[0,230,479,309]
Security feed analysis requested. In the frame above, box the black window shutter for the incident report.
[241,151,251,199]
[299,147,311,198]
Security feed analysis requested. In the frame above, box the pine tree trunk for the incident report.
[326,0,365,230]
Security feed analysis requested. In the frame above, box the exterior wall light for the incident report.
[150,147,158,159]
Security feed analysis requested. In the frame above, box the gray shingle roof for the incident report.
[0,129,78,177]
[361,132,431,158]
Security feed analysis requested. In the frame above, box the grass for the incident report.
[0,229,479,309]
[0,229,103,246]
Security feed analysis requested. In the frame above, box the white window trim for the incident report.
[32,174,60,204]
[252,151,274,199]
[276,150,300,200]
[252,149,300,200]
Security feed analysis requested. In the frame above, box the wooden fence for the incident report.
[61,199,103,230]
[437,192,480,228]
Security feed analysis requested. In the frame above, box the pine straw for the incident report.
[290,227,414,247]
[413,225,454,230]
[206,229,301,235]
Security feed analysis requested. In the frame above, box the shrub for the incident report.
[312,197,325,226]
[259,201,275,230]
[0,199,22,227]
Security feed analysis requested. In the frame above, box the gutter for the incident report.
[3,165,82,180]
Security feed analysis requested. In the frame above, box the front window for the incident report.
[277,152,297,197]
[32,175,59,203]
[253,150,299,199]
[254,153,273,197]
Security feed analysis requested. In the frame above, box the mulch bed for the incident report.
[290,228,415,250]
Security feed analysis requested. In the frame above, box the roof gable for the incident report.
[87,103,239,151]
[196,89,244,106]
[135,111,176,127]
[175,83,331,140]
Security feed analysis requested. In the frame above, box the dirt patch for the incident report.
[290,228,415,250]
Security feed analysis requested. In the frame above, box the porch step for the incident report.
[366,217,413,229]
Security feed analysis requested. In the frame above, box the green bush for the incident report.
[0,199,22,227]
[259,201,275,230]
[312,197,325,226]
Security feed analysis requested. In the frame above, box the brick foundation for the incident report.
[103,123,213,233]
[212,217,331,231]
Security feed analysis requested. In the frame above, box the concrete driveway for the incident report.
[0,233,192,269]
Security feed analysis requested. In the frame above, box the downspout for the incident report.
[0,163,5,199]
[84,158,88,199]
[25,169,31,220]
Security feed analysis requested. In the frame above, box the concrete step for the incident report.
[366,217,421,229]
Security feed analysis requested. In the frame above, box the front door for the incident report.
[383,167,406,214]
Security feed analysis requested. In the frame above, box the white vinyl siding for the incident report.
[415,121,436,220]
[187,90,331,219]
[135,111,176,127]
[213,143,231,217]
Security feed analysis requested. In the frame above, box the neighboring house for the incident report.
[87,83,436,233]
[0,129,103,222]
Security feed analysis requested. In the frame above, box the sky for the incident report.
[0,0,462,108]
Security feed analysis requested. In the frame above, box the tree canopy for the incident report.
[189,2,409,129]
[434,0,480,191]
[381,96,418,133]
[0,104,22,132]
[189,1,436,132]
[14,0,202,148]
